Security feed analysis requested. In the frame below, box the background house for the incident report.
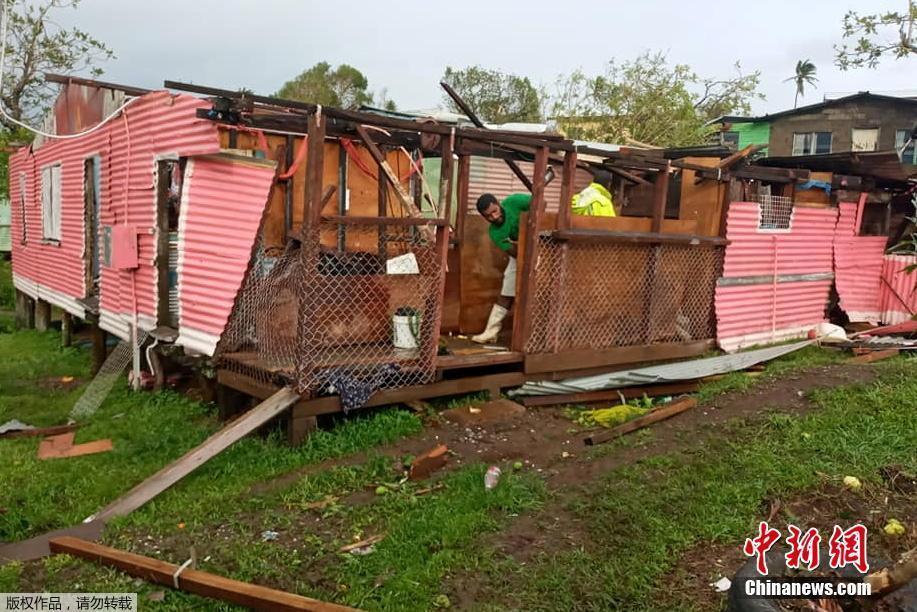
[712,93,917,164]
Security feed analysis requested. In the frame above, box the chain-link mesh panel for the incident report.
[219,220,444,395]
[526,236,723,354]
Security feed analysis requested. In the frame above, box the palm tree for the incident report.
[784,60,818,108]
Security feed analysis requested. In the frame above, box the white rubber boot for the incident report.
[471,304,508,344]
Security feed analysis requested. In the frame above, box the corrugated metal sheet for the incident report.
[467,157,592,213]
[0,198,10,252]
[716,201,838,351]
[8,90,221,339]
[834,201,887,322]
[513,340,812,396]
[721,203,837,277]
[176,155,276,355]
[878,254,917,324]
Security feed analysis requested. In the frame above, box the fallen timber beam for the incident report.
[584,397,698,446]
[217,370,524,417]
[440,80,534,192]
[518,381,699,407]
[49,537,357,612]
[89,387,300,522]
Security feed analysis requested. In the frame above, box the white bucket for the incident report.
[393,313,420,349]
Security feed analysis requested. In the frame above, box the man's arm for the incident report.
[506,242,518,258]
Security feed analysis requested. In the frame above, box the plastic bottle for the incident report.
[484,466,502,490]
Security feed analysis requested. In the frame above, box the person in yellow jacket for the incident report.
[571,170,616,217]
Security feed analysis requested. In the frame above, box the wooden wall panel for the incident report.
[678,157,726,237]
[459,215,509,334]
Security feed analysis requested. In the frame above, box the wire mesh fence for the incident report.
[218,220,445,397]
[525,237,723,355]
[758,194,794,230]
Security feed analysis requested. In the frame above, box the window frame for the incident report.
[791,131,832,156]
[896,129,917,164]
[40,162,62,243]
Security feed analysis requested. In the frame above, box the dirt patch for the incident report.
[659,478,917,611]
[36,376,82,392]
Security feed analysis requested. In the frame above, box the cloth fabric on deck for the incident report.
[326,364,401,413]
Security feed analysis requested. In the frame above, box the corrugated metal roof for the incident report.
[512,340,812,396]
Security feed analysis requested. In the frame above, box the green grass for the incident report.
[489,358,917,611]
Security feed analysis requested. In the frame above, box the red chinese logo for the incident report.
[742,522,868,575]
[743,521,781,575]
[785,524,821,570]
[828,524,869,573]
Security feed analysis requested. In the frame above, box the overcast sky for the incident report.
[54,0,915,117]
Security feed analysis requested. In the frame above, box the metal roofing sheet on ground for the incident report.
[511,340,812,396]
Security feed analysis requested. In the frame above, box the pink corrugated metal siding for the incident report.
[178,156,275,336]
[878,254,917,324]
[467,157,592,213]
[833,201,887,321]
[716,201,838,350]
[716,280,833,338]
[9,91,220,332]
[722,203,838,277]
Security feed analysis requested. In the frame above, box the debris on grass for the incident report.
[37,432,113,460]
[409,444,449,481]
[882,518,906,536]
[260,530,279,542]
[842,475,863,491]
[339,534,385,554]
[712,576,731,592]
[484,466,502,490]
[569,403,648,428]
[0,419,34,435]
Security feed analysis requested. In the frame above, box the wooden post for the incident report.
[91,322,107,375]
[14,290,35,329]
[651,160,671,233]
[455,153,470,242]
[439,132,455,223]
[287,404,318,445]
[557,150,577,231]
[61,312,72,347]
[512,146,549,352]
[35,299,51,332]
[302,110,326,233]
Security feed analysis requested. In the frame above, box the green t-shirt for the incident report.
[488,193,531,252]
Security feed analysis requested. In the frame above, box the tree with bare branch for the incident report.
[835,0,917,69]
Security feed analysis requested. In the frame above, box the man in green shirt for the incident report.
[471,192,531,343]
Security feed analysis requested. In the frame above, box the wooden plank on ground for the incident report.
[519,380,699,407]
[90,387,300,522]
[49,536,357,612]
[524,340,713,375]
[584,397,698,446]
[848,348,900,364]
